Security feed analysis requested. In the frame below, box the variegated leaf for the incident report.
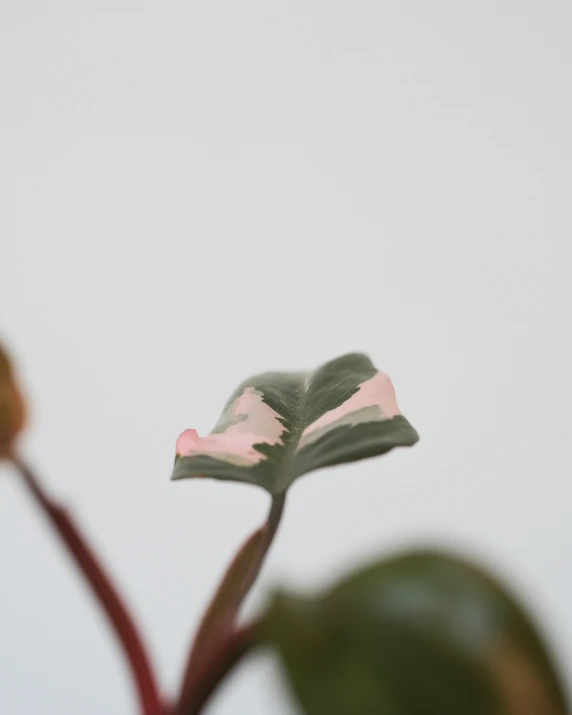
[172,353,418,495]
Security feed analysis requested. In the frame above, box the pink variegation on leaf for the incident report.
[173,353,419,493]
[176,387,287,467]
[298,371,402,450]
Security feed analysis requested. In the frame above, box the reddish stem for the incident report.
[11,454,164,715]
[175,624,256,715]
[176,494,285,708]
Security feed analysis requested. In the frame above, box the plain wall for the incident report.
[1,2,570,713]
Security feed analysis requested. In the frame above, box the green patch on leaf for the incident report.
[172,353,419,494]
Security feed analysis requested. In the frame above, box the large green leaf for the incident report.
[172,353,418,494]
[262,550,568,715]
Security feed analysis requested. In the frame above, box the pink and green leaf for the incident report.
[172,353,418,495]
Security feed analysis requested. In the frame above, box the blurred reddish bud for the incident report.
[0,343,26,458]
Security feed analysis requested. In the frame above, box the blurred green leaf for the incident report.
[172,353,418,494]
[262,550,567,715]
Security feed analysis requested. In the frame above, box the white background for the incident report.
[1,2,570,713]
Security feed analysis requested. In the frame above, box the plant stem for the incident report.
[229,494,285,613]
[11,454,164,715]
[175,624,256,715]
[175,494,285,708]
